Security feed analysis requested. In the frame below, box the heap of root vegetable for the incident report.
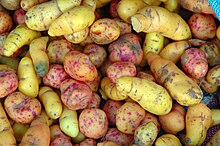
[0,0,220,146]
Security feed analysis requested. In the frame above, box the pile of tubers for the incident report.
[0,0,220,146]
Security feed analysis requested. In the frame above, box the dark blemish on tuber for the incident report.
[173,20,180,35]
[162,69,168,76]
[192,6,202,12]
[146,9,153,19]
[25,15,29,20]
[186,88,200,99]
[21,3,25,7]
[162,72,176,85]
[185,137,191,144]
[155,9,160,23]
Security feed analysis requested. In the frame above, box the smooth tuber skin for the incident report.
[116,102,146,134]
[116,76,172,115]
[63,50,98,82]
[19,113,50,146]
[79,108,108,139]
[0,102,16,146]
[108,33,143,65]
[0,11,13,34]
[185,102,212,146]
[13,8,26,25]
[0,69,18,98]
[131,5,191,41]
[46,37,73,64]
[188,12,216,40]
[103,128,134,145]
[179,0,215,14]
[102,99,124,126]
[106,61,137,83]
[42,64,70,89]
[181,48,208,80]
[146,52,203,106]
[60,78,93,110]
[4,91,42,124]
[158,104,186,134]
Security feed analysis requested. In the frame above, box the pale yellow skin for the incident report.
[0,32,7,46]
[39,86,63,119]
[59,106,79,137]
[0,56,20,71]
[25,0,62,31]
[18,57,39,98]
[142,0,157,5]
[20,0,49,11]
[101,77,128,101]
[64,27,89,44]
[0,131,17,146]
[133,122,159,146]
[57,0,82,13]
[0,103,16,146]
[185,102,212,146]
[216,26,220,40]
[0,0,20,10]
[25,0,82,31]
[141,111,160,131]
[143,32,164,54]
[146,0,165,6]
[159,40,192,64]
[72,131,86,143]
[12,123,29,143]
[81,0,96,11]
[155,134,182,146]
[0,64,16,73]
[131,6,192,41]
[29,36,49,77]
[40,110,53,126]
[98,88,109,101]
[140,32,164,66]
[117,0,147,23]
[95,0,111,8]
[146,52,203,106]
[48,6,95,36]
[164,0,178,11]
[211,109,220,127]
[116,76,172,115]
[3,24,41,57]
[19,113,50,146]
[206,65,220,86]
[206,130,220,146]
